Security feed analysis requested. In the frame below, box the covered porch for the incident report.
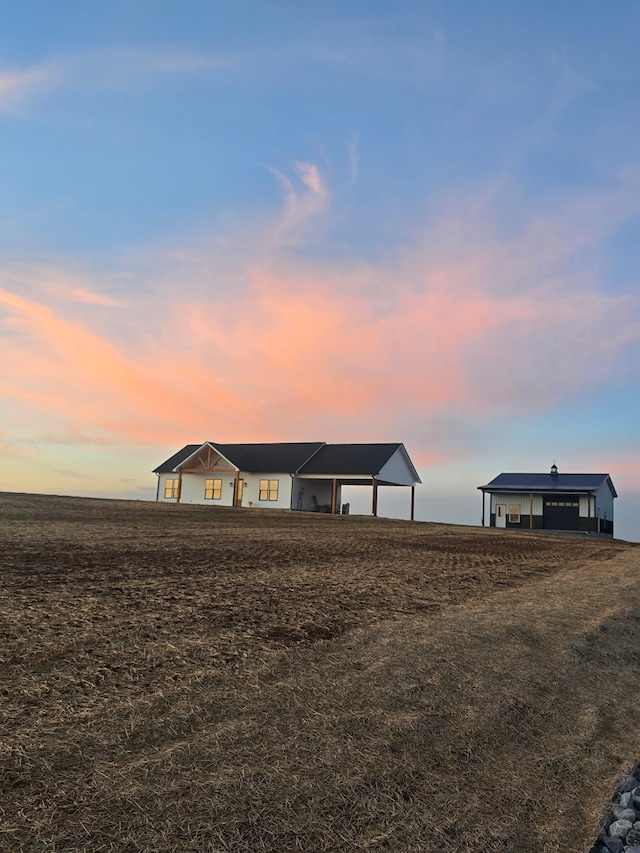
[292,475,417,520]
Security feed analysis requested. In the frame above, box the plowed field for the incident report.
[1,492,639,852]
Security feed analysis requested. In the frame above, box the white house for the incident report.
[478,464,617,537]
[154,441,422,518]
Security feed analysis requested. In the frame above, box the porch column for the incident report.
[529,493,533,529]
[410,486,415,522]
[372,477,378,517]
[176,471,183,504]
[481,489,485,527]
[331,478,338,515]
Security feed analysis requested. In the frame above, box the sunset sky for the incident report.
[1,1,640,540]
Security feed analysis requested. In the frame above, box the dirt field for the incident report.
[1,492,640,852]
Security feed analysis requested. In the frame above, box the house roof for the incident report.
[152,445,201,473]
[153,442,323,474]
[478,472,617,497]
[298,443,421,483]
[154,441,421,483]
[212,442,325,473]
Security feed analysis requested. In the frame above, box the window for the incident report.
[164,478,179,499]
[204,478,222,500]
[259,479,279,501]
[508,504,520,523]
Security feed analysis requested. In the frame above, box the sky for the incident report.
[1,1,640,540]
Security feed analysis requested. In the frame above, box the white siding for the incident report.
[595,483,615,521]
[179,472,236,506]
[490,493,540,514]
[378,449,418,486]
[579,492,614,520]
[579,496,591,518]
[241,473,293,510]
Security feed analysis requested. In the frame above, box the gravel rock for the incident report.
[609,819,633,839]
[590,764,640,852]
[611,805,638,823]
[615,777,638,795]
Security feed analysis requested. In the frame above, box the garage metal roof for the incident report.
[478,472,617,497]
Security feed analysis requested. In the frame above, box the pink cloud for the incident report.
[1,178,639,461]
[61,288,126,307]
[578,454,640,495]
[296,162,327,197]
[0,288,252,445]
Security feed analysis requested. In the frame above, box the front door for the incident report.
[496,504,507,528]
[234,478,243,507]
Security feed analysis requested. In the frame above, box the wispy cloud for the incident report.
[262,161,330,244]
[0,46,227,113]
[0,22,446,116]
[0,63,62,112]
[63,46,227,90]
[59,287,125,307]
[0,261,126,309]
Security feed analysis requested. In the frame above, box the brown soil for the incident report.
[1,492,639,852]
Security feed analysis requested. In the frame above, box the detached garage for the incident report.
[478,465,617,538]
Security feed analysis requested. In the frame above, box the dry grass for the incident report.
[1,492,639,852]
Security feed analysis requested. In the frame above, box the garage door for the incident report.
[543,496,580,531]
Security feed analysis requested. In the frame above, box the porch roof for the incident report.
[298,443,421,485]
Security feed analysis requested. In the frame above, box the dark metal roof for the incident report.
[213,442,325,473]
[478,472,617,497]
[298,443,421,482]
[153,441,421,482]
[152,445,201,473]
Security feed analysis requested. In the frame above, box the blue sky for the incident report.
[1,1,639,539]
